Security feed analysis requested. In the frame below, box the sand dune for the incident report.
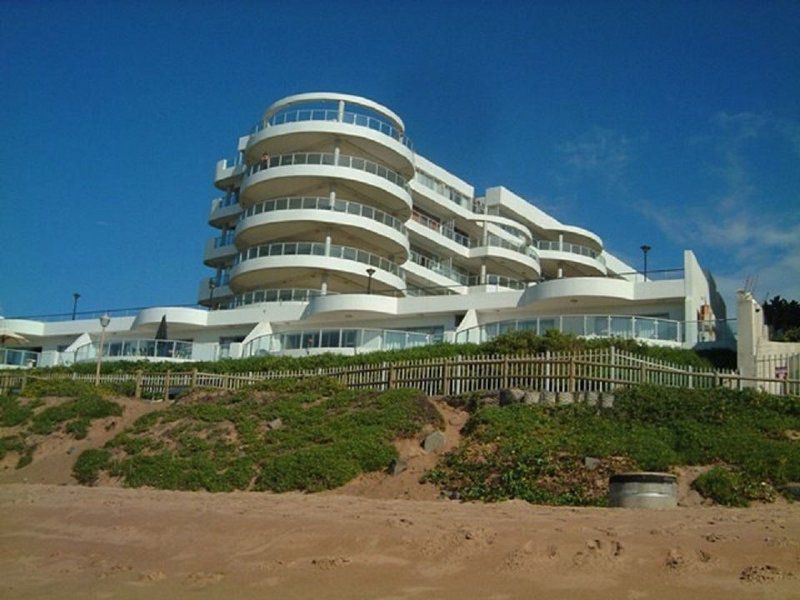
[0,483,797,599]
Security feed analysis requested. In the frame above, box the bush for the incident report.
[29,396,123,435]
[692,466,775,507]
[24,379,119,399]
[73,449,111,485]
[0,396,33,427]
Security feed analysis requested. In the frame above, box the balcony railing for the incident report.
[536,239,603,262]
[213,232,236,248]
[245,327,431,356]
[408,250,473,285]
[485,234,538,259]
[410,210,472,247]
[235,241,403,278]
[241,196,406,234]
[224,288,337,308]
[414,169,471,208]
[455,315,683,344]
[252,108,413,150]
[246,152,409,190]
[75,339,194,362]
[0,348,40,368]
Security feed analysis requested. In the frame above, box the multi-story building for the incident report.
[1,93,732,368]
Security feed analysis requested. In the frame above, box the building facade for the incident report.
[1,93,733,368]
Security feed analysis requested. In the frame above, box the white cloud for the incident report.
[557,128,631,186]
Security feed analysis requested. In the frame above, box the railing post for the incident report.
[163,370,172,402]
[387,363,395,389]
[191,368,198,390]
[135,370,143,400]
[568,354,576,393]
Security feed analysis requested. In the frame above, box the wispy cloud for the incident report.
[636,111,800,302]
[557,128,631,187]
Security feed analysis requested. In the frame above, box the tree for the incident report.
[762,296,800,340]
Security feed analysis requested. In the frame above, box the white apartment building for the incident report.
[1,93,732,368]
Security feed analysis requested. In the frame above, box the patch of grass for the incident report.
[692,466,775,507]
[73,449,111,485]
[426,385,800,506]
[24,379,118,398]
[16,446,35,469]
[29,395,122,436]
[0,435,25,460]
[87,379,440,493]
[0,396,34,427]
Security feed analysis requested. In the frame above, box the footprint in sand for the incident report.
[311,557,351,570]
[739,565,790,584]
[184,571,225,586]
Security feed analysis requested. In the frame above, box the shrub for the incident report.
[0,396,33,427]
[73,449,111,485]
[692,466,775,507]
[0,435,25,460]
[29,396,122,435]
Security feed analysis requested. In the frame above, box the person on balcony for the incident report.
[260,153,270,171]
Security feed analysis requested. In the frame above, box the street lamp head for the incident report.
[366,268,376,276]
[73,292,80,300]
[99,313,111,328]
[640,244,652,253]
[208,279,217,290]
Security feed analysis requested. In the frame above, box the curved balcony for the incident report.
[236,196,409,259]
[224,288,331,309]
[203,232,237,267]
[535,239,607,276]
[455,315,682,345]
[75,339,195,363]
[208,194,241,227]
[0,348,40,369]
[214,157,245,190]
[240,153,412,218]
[246,107,414,175]
[230,241,405,294]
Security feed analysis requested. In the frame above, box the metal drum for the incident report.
[608,472,678,508]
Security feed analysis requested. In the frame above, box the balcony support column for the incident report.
[321,272,329,296]
[328,183,336,208]
[334,140,341,165]
[557,262,564,279]
[337,100,345,122]
[324,231,331,256]
[480,262,487,285]
[558,233,564,251]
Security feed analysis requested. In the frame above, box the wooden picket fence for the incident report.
[2,348,798,400]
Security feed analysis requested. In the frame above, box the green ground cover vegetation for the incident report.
[0,380,123,468]
[73,377,442,492]
[425,385,799,507]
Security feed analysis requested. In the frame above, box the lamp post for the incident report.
[71,292,80,320]
[366,268,376,295]
[640,245,651,280]
[94,313,111,386]
[208,278,217,310]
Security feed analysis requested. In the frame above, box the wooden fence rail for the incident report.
[1,348,798,399]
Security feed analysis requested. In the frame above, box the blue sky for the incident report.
[1,0,798,318]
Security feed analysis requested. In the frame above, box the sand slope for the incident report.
[0,483,797,599]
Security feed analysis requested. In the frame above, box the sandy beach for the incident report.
[0,483,797,599]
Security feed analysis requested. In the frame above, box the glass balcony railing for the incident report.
[246,153,409,191]
[536,239,603,262]
[235,241,403,279]
[224,288,338,308]
[252,108,413,150]
[408,250,473,285]
[0,348,40,368]
[213,232,235,248]
[75,339,194,362]
[454,315,683,344]
[245,327,431,356]
[241,196,406,234]
[410,210,473,247]
[484,234,539,259]
[413,169,471,208]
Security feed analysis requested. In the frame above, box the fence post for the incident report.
[20,374,28,394]
[388,364,395,389]
[568,354,576,393]
[782,377,788,397]
[135,370,143,400]
[191,368,198,389]
[640,361,647,385]
[163,370,172,402]
[442,360,451,396]
[714,371,721,388]
[502,355,509,389]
